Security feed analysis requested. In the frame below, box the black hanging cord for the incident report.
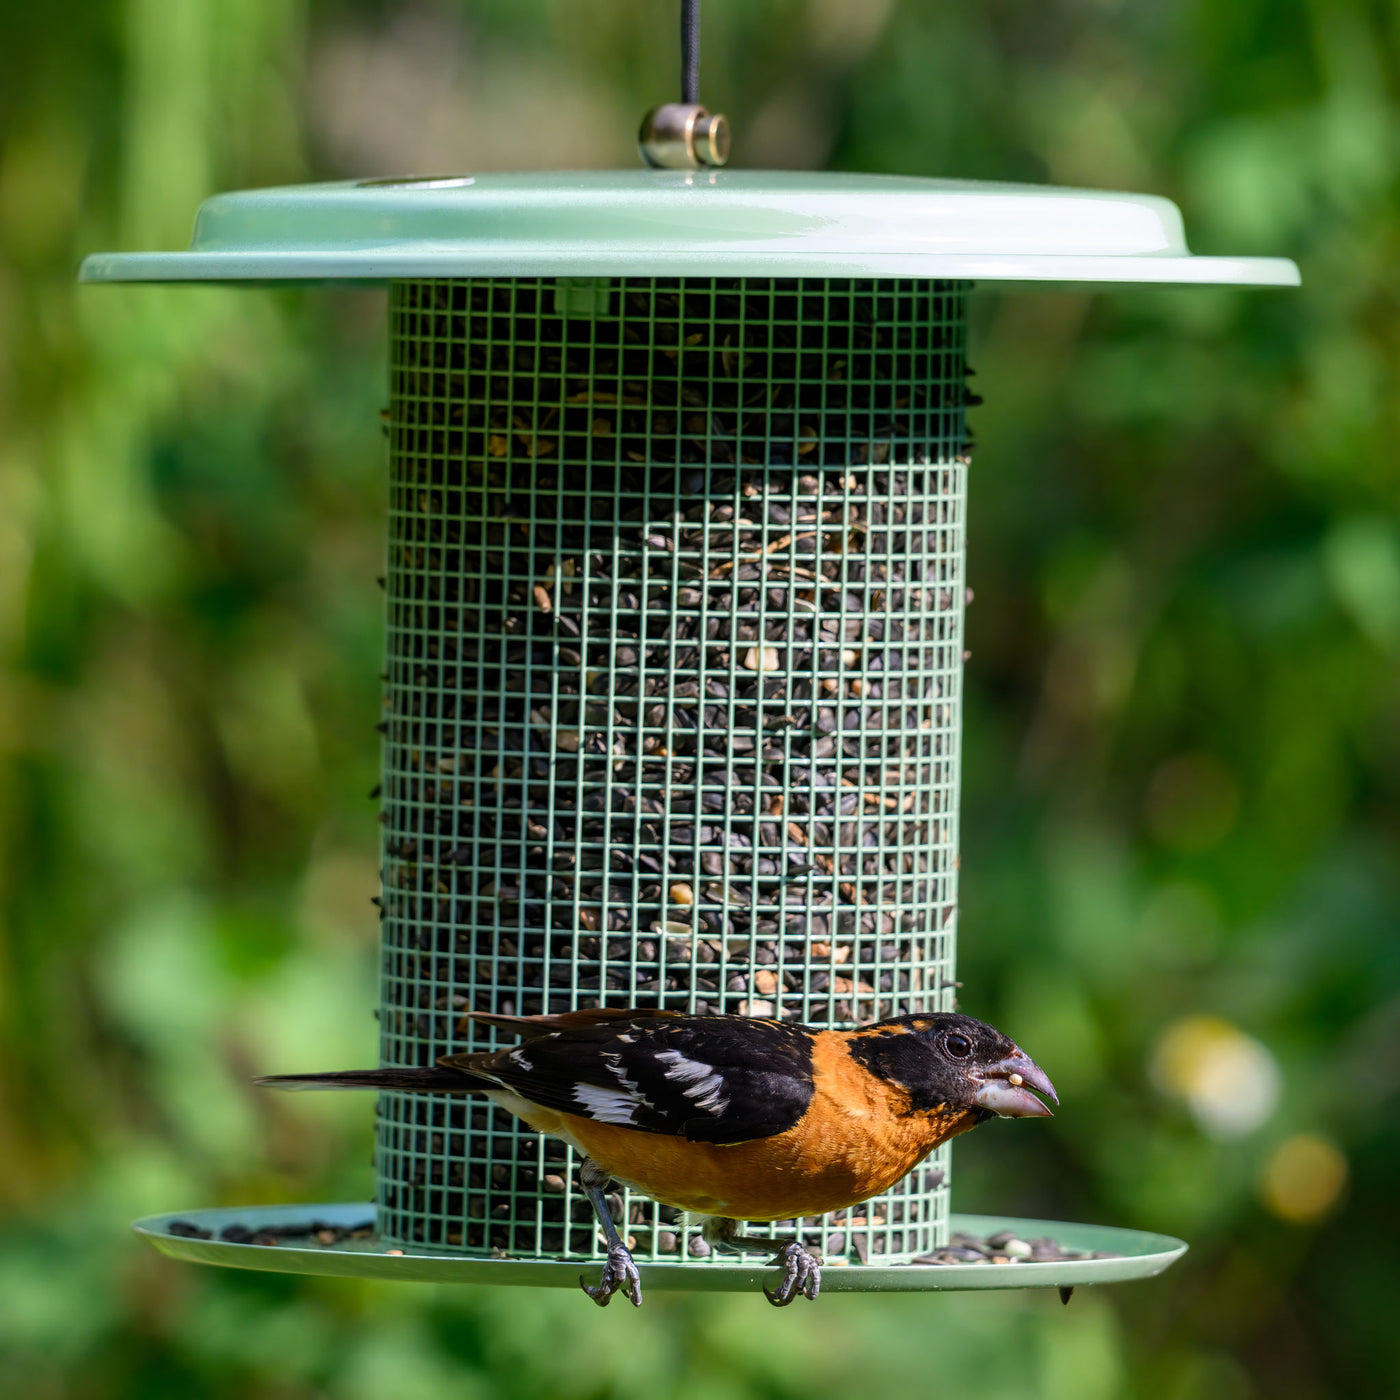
[681,0,701,104]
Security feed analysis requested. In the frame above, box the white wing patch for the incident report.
[602,1052,654,1107]
[655,1048,730,1115]
[572,1082,641,1125]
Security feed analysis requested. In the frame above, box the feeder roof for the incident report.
[79,169,1298,288]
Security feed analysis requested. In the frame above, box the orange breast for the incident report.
[501,1031,982,1221]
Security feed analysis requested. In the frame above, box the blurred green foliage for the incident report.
[1,2,1397,1396]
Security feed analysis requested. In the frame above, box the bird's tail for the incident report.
[255,1067,486,1093]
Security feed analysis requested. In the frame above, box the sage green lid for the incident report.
[79,169,1298,287]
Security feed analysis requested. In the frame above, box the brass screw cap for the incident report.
[638,103,731,169]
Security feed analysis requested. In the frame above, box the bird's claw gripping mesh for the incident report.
[377,275,971,1264]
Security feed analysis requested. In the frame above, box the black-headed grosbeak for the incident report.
[259,1007,1055,1307]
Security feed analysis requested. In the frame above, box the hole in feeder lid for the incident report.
[355,174,476,189]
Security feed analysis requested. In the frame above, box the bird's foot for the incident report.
[763,1240,821,1306]
[580,1241,643,1308]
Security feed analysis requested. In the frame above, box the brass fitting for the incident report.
[638,104,731,170]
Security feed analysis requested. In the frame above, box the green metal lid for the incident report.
[80,169,1298,287]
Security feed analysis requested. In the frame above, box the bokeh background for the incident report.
[2,2,1397,1396]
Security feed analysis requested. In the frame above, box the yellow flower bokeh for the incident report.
[1260,1134,1349,1224]
[1150,1015,1281,1138]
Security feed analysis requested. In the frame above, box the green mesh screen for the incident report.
[377,276,971,1265]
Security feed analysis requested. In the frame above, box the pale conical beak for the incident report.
[971,1049,1058,1119]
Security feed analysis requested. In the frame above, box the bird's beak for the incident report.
[971,1049,1058,1118]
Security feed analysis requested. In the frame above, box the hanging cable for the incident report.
[681,0,701,105]
[638,0,729,168]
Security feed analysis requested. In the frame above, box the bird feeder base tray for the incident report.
[134,1202,1185,1293]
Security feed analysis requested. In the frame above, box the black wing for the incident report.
[443,1014,816,1146]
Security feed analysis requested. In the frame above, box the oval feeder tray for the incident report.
[134,1202,1185,1294]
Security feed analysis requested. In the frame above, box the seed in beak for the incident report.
[1008,1073,1024,1087]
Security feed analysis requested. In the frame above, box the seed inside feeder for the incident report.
[375,275,970,1260]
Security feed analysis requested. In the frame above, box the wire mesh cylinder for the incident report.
[377,276,971,1264]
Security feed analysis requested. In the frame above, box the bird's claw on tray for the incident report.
[580,1242,643,1307]
[763,1241,821,1306]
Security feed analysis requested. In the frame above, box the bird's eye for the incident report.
[942,1033,973,1059]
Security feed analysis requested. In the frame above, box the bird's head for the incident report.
[845,1012,1057,1120]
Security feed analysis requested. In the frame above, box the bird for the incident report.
[257,1006,1056,1307]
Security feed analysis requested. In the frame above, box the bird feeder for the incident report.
[84,139,1295,1298]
